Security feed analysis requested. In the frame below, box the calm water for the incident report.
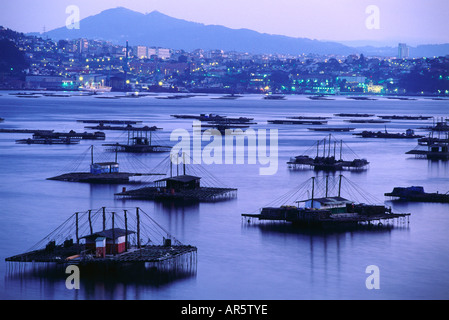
[0,92,448,300]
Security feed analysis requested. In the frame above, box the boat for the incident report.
[347,96,377,100]
[242,175,410,229]
[307,95,335,100]
[287,134,369,171]
[353,128,423,139]
[263,94,286,100]
[79,83,112,93]
[385,186,449,203]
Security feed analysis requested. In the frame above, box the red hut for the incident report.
[81,228,135,255]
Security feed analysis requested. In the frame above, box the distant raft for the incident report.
[47,145,163,183]
[385,186,449,203]
[103,127,171,153]
[406,142,449,160]
[287,134,369,171]
[353,128,424,139]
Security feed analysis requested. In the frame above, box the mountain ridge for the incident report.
[35,7,449,57]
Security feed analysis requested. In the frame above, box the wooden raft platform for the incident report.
[116,186,237,202]
[5,207,198,274]
[243,206,410,228]
[5,244,197,264]
[47,172,143,183]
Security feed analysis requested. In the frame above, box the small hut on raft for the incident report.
[5,207,197,281]
[116,153,237,202]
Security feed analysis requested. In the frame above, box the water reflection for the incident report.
[5,259,197,300]
[241,220,408,290]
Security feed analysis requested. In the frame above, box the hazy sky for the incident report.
[2,0,449,46]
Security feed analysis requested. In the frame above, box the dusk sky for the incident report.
[2,0,449,46]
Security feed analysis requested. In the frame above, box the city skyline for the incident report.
[2,0,449,47]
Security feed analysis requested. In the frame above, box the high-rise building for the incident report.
[157,48,171,60]
[136,46,148,59]
[398,43,409,59]
[147,48,157,58]
[79,39,89,53]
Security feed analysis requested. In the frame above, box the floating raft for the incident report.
[353,129,423,139]
[85,124,162,131]
[288,134,369,171]
[193,123,251,134]
[344,119,390,124]
[5,207,197,279]
[263,95,286,100]
[385,97,417,101]
[243,205,409,228]
[47,145,163,183]
[77,120,143,125]
[268,119,327,125]
[243,175,410,229]
[0,129,54,134]
[48,172,149,183]
[171,113,254,123]
[1,129,105,140]
[103,128,171,153]
[406,143,449,160]
[385,186,449,203]
[287,116,331,120]
[418,136,449,146]
[33,130,105,140]
[307,95,335,100]
[211,94,243,100]
[115,154,238,202]
[419,121,449,132]
[346,97,377,101]
[377,115,432,120]
[334,113,374,117]
[308,127,355,132]
[117,185,237,202]
[16,137,80,144]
